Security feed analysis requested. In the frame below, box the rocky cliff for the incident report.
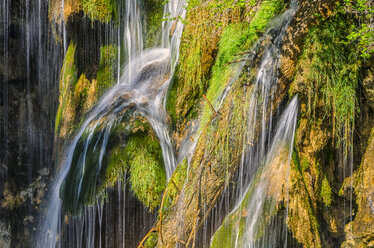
[1,0,373,247]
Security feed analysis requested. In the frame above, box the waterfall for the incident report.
[241,96,298,247]
[162,0,186,70]
[123,0,143,84]
[36,0,186,247]
[211,96,298,248]
[236,2,297,200]
[209,2,298,247]
[3,0,370,246]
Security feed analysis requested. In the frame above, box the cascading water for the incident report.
[211,96,298,248]
[2,0,369,247]
[36,0,186,247]
[162,0,186,68]
[122,0,143,83]
[208,2,299,247]
[237,2,297,199]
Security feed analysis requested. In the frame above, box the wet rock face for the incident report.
[66,13,106,80]
[0,0,28,81]
[0,26,26,81]
[0,0,61,246]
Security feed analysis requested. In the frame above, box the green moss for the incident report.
[96,44,117,97]
[143,0,164,48]
[212,0,285,69]
[60,123,108,214]
[168,159,188,197]
[200,0,285,130]
[301,159,310,171]
[320,175,332,207]
[126,133,166,211]
[168,0,245,122]
[55,42,78,134]
[81,0,116,23]
[144,232,158,248]
[166,73,179,124]
[60,118,166,213]
[100,116,154,190]
[104,146,128,188]
[210,214,236,248]
[160,158,188,217]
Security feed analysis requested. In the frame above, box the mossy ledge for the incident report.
[54,42,117,149]
[49,0,116,24]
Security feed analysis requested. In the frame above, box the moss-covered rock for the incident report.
[96,44,117,97]
[55,42,79,139]
[285,6,373,247]
[166,0,258,125]
[81,0,116,23]
[167,0,287,152]
[49,0,116,24]
[60,116,127,214]
[126,133,166,211]
[289,13,360,146]
[143,0,336,245]
[55,43,117,145]
[287,150,322,248]
[60,110,167,214]
[199,0,285,131]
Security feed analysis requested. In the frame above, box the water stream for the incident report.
[209,3,299,247]
[211,96,298,248]
[1,0,365,247]
[36,0,185,247]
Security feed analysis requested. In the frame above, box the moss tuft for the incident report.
[144,232,158,248]
[126,133,166,211]
[55,42,79,135]
[104,146,128,188]
[96,44,117,97]
[81,0,116,23]
[320,175,332,207]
